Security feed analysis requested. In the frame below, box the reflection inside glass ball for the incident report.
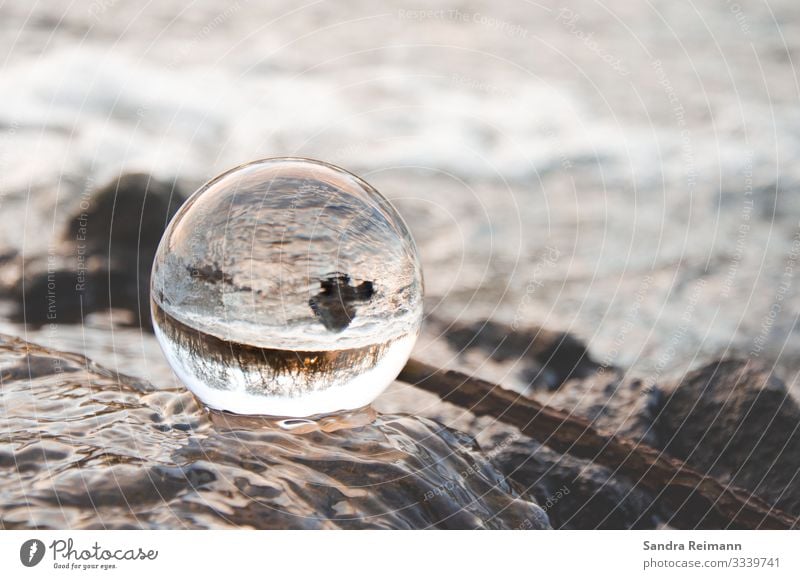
[151,158,423,417]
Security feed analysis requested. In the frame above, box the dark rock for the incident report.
[442,319,599,390]
[9,174,185,329]
[62,173,184,261]
[487,430,665,529]
[655,359,800,517]
[537,370,662,446]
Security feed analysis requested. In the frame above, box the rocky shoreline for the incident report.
[2,318,798,529]
[1,174,798,529]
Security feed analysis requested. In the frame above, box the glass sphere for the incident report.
[151,158,423,417]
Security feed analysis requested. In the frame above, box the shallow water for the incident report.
[0,334,548,529]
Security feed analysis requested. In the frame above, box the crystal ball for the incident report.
[151,158,423,417]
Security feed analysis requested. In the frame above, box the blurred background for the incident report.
[0,0,799,394]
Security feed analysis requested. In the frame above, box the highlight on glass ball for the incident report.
[150,158,424,418]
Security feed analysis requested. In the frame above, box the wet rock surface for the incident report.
[3,297,799,529]
[655,359,800,517]
[379,380,668,529]
[0,333,549,530]
[380,319,800,528]
[538,370,662,447]
[487,430,665,529]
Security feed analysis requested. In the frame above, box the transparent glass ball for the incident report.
[151,158,423,417]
